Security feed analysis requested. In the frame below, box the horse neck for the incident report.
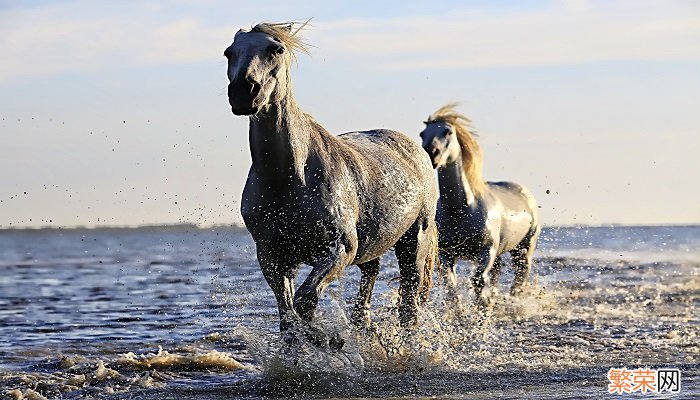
[438,156,477,208]
[248,84,312,186]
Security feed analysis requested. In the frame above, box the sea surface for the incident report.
[0,225,698,399]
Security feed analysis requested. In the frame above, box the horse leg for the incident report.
[510,227,540,295]
[471,247,497,308]
[350,258,380,329]
[395,216,434,327]
[489,256,502,288]
[257,248,299,334]
[440,252,457,287]
[294,244,352,322]
[439,252,469,320]
[293,242,353,348]
[439,252,460,302]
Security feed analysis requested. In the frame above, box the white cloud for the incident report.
[309,1,700,70]
[0,2,234,83]
[1,0,698,83]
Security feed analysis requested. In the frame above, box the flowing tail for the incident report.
[419,221,439,304]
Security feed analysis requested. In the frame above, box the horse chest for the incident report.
[241,183,339,250]
[436,204,493,255]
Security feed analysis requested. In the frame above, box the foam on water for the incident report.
[1,345,252,399]
[119,346,248,371]
[1,226,698,398]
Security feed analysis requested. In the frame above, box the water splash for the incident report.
[2,226,698,398]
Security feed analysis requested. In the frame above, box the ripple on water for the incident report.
[1,227,699,398]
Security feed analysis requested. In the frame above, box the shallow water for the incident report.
[0,225,698,399]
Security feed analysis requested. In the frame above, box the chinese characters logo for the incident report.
[608,367,681,394]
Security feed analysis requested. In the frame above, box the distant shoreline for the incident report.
[0,222,698,232]
[0,223,249,232]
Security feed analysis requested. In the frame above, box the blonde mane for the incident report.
[426,103,485,196]
[251,21,311,62]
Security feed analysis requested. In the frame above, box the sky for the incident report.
[1,0,699,228]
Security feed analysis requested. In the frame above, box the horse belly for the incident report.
[353,184,423,263]
[353,217,412,264]
[437,210,489,258]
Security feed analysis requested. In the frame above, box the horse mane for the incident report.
[251,21,311,62]
[426,103,485,196]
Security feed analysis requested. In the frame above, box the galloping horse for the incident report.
[419,104,540,306]
[225,22,438,346]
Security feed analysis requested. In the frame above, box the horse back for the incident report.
[331,129,436,260]
[336,129,435,203]
[338,129,432,170]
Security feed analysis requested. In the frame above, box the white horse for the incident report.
[225,22,438,347]
[419,104,540,306]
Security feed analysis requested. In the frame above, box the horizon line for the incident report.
[1,221,698,232]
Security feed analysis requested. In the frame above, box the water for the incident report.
[0,225,698,399]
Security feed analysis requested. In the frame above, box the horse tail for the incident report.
[419,220,439,304]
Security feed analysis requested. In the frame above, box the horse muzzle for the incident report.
[230,104,260,116]
[228,79,261,115]
[424,147,441,169]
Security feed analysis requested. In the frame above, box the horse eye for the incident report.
[268,44,285,55]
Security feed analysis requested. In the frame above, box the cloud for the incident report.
[1,0,698,83]
[0,1,234,83]
[308,1,700,70]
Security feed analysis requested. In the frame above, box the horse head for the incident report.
[224,23,305,115]
[421,103,485,195]
[420,120,460,169]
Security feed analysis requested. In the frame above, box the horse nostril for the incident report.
[243,75,261,95]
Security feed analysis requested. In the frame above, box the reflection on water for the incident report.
[0,225,698,399]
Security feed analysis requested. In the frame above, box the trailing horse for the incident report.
[224,22,438,347]
[419,103,540,306]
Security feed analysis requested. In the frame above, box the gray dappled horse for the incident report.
[224,22,438,347]
[419,104,540,307]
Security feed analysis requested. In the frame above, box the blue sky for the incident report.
[1,0,699,227]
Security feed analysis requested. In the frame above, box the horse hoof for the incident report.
[329,333,345,350]
[303,325,345,350]
[300,324,330,347]
[510,284,527,297]
[353,321,379,337]
[282,329,301,346]
[476,293,494,309]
